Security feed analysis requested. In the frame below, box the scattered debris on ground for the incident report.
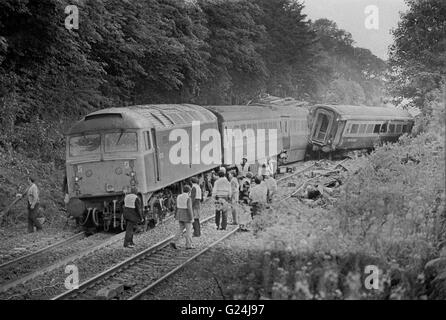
[292,157,368,208]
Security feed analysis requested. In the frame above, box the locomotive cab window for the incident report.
[104,132,137,153]
[366,124,374,134]
[396,124,402,133]
[380,123,388,133]
[402,124,408,133]
[69,134,101,157]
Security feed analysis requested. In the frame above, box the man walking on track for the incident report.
[123,187,144,248]
[171,185,194,249]
[190,177,202,237]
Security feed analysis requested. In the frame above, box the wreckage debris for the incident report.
[291,158,366,208]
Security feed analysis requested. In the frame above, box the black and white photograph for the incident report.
[0,0,445,306]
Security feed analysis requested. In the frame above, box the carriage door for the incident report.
[151,128,160,181]
[312,112,332,143]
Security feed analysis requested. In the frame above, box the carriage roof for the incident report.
[312,104,413,121]
[67,104,217,135]
[205,104,308,122]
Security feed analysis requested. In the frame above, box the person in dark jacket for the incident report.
[170,185,193,249]
[123,188,144,248]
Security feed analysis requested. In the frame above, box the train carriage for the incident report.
[205,103,309,168]
[308,104,414,156]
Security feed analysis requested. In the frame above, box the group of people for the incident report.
[167,157,278,250]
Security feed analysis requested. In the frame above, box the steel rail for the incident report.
[0,232,124,293]
[129,225,239,300]
[52,215,215,300]
[0,232,85,271]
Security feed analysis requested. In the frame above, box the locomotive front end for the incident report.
[65,110,149,231]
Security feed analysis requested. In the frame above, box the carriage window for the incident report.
[373,124,381,133]
[389,124,395,133]
[402,124,408,133]
[69,134,101,157]
[366,124,374,134]
[380,123,388,133]
[144,132,152,150]
[350,124,359,134]
[396,124,402,133]
[105,132,137,153]
[358,124,367,134]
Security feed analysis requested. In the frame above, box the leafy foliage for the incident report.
[0,0,391,160]
[388,0,446,112]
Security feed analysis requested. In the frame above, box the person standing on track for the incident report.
[212,169,232,230]
[236,157,251,176]
[24,176,42,233]
[249,176,268,219]
[123,187,144,248]
[190,177,202,237]
[171,185,193,249]
[264,175,278,203]
[228,171,239,225]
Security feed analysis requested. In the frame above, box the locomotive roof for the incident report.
[312,104,413,121]
[205,104,308,122]
[67,104,217,135]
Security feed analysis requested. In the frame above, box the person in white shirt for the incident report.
[212,170,232,230]
[264,175,278,203]
[236,157,251,176]
[249,176,267,218]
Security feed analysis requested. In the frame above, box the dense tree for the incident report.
[311,18,387,105]
[388,0,446,113]
[0,0,388,161]
[197,0,267,104]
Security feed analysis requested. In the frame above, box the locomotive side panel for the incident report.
[148,121,220,192]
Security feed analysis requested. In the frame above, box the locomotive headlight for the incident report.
[130,171,136,177]
[74,176,80,182]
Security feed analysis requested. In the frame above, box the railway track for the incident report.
[0,232,85,272]
[0,231,124,294]
[53,215,238,300]
[1,160,345,300]
[52,163,325,300]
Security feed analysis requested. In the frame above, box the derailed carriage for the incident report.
[308,104,414,157]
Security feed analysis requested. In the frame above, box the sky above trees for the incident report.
[303,0,408,60]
